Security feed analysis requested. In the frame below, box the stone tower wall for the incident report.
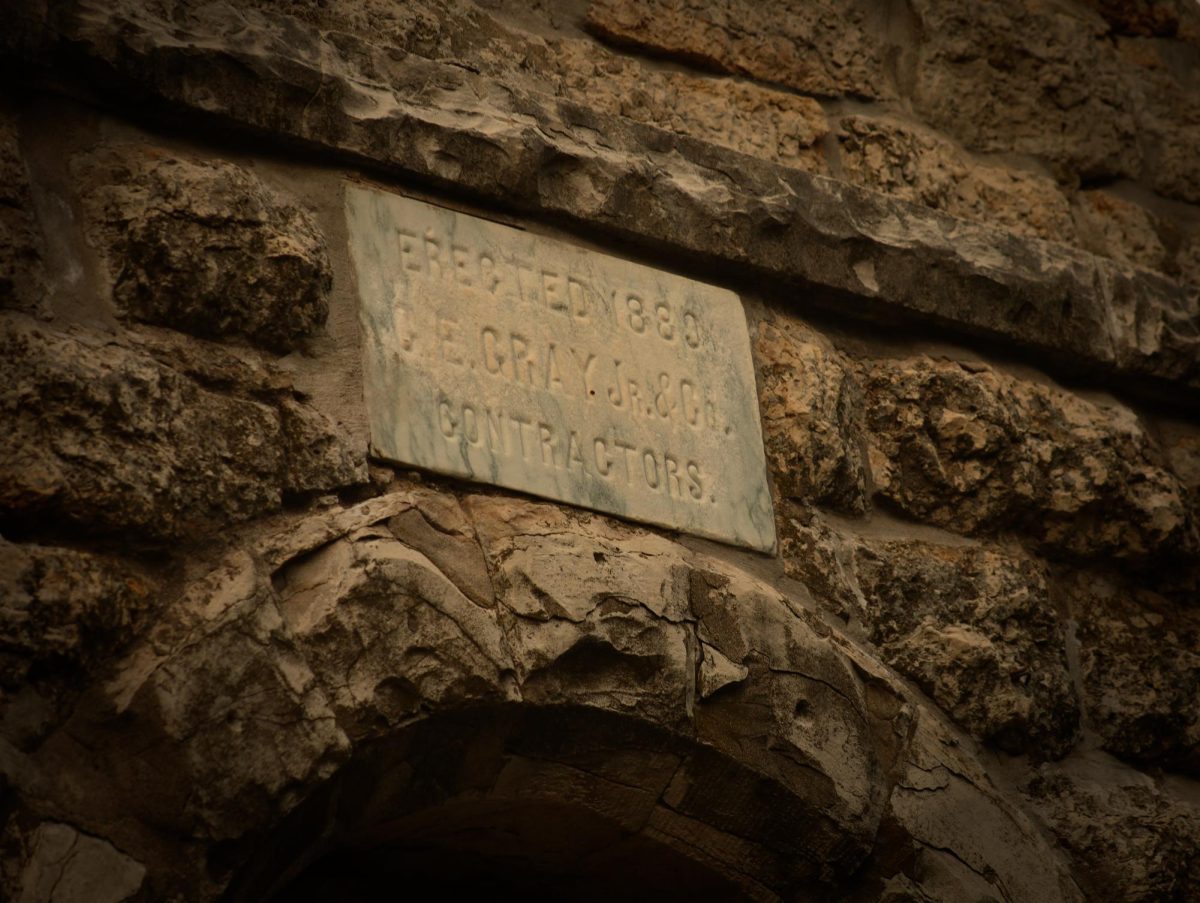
[2,1,1199,900]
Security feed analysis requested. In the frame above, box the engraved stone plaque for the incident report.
[345,184,776,551]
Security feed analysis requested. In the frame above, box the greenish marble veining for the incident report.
[345,183,776,552]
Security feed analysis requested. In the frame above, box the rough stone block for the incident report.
[911,0,1139,181]
[16,823,145,903]
[853,539,1079,759]
[1064,571,1200,773]
[25,0,1200,391]
[0,542,152,671]
[544,37,829,172]
[859,354,1190,562]
[1073,189,1169,274]
[1120,37,1200,204]
[837,114,1079,246]
[1081,0,1200,38]
[78,147,331,353]
[275,532,513,740]
[0,109,44,315]
[1026,760,1200,903]
[0,541,155,747]
[0,313,364,542]
[586,0,893,100]
[755,317,867,514]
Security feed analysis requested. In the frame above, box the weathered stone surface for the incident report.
[837,114,1079,246]
[15,823,145,903]
[865,710,1083,903]
[776,502,865,620]
[854,539,1079,759]
[384,483,495,608]
[274,529,514,740]
[548,39,829,173]
[1174,221,1200,289]
[245,0,831,171]
[0,313,365,542]
[859,355,1190,562]
[348,187,775,551]
[0,484,1082,901]
[1121,37,1200,204]
[777,507,1085,760]
[910,0,1139,182]
[755,317,867,514]
[0,541,154,747]
[1165,428,1200,496]
[1074,190,1169,274]
[0,108,44,315]
[1064,572,1200,773]
[482,507,698,729]
[1081,0,1200,39]
[1163,431,1200,592]
[3,1,1199,898]
[88,555,351,846]
[586,0,893,100]
[686,565,885,843]
[0,541,150,688]
[1026,758,1200,902]
[78,147,330,353]
[20,0,1199,390]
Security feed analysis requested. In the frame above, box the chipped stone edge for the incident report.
[8,0,1198,396]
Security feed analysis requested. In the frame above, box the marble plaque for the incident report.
[345,185,776,551]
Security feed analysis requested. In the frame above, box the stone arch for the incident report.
[16,489,1079,902]
[24,490,885,900]
[223,703,849,902]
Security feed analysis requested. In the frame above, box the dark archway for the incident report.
[271,798,744,901]
[225,705,839,902]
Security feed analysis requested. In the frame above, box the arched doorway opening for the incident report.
[225,704,836,902]
[271,797,743,901]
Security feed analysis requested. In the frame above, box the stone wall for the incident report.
[2,1,1199,901]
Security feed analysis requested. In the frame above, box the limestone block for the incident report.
[910,0,1139,181]
[1064,571,1200,773]
[55,553,353,846]
[1073,190,1169,273]
[755,317,868,514]
[859,355,1190,562]
[273,531,514,740]
[469,496,696,729]
[31,0,1200,389]
[1120,36,1200,204]
[879,712,1084,903]
[0,487,1083,900]
[0,541,155,747]
[1081,0,1200,38]
[16,823,144,903]
[547,39,829,172]
[1026,758,1200,902]
[0,313,364,541]
[0,108,44,315]
[837,114,1079,246]
[236,0,830,171]
[777,502,865,619]
[78,147,331,352]
[686,563,882,841]
[854,539,1079,759]
[586,0,893,100]
[1174,221,1200,288]
[384,484,495,608]
[0,541,151,688]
